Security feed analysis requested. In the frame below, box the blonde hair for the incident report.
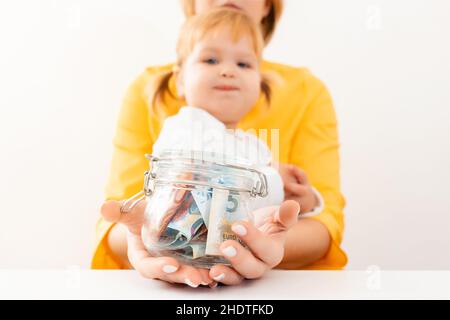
[152,8,271,113]
[180,0,283,45]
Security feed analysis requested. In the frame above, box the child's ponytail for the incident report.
[261,75,272,105]
[151,70,176,114]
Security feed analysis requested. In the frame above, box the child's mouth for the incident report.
[213,85,239,91]
[222,3,242,10]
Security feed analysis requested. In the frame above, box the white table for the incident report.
[0,270,449,300]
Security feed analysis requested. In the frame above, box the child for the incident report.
[149,8,322,215]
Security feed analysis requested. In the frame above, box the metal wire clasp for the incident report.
[119,155,158,214]
[250,168,268,198]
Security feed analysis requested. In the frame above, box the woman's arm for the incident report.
[285,72,347,269]
[107,222,133,269]
[277,218,330,269]
[92,71,154,270]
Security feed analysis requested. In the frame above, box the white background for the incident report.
[0,0,449,270]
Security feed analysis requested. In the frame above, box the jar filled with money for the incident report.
[122,150,268,268]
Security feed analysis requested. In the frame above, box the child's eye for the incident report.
[203,58,218,65]
[237,62,251,69]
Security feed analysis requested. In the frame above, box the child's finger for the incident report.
[284,194,301,202]
[290,166,310,185]
[284,182,309,196]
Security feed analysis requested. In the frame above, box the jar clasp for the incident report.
[119,155,158,214]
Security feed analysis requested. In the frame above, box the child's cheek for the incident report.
[251,72,262,95]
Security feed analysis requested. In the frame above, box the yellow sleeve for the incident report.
[91,73,153,269]
[289,72,348,270]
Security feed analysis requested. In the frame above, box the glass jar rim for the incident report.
[144,150,268,198]
[153,149,256,168]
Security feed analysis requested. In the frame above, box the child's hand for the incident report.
[278,163,319,214]
[207,200,300,285]
[101,200,216,288]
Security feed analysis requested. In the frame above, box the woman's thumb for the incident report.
[276,200,300,229]
[101,200,122,223]
[101,200,146,227]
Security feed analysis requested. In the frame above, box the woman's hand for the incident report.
[278,163,318,213]
[101,198,301,287]
[101,200,217,288]
[208,200,300,285]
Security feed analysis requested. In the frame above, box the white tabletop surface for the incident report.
[0,270,449,300]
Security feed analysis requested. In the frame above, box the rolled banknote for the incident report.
[173,243,206,260]
[162,193,205,248]
[146,188,211,261]
[177,222,208,259]
[142,185,183,248]
[145,187,190,245]
[191,187,212,228]
[205,189,248,256]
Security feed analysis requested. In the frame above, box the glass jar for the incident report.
[121,150,268,269]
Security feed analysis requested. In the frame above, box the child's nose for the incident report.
[220,64,236,78]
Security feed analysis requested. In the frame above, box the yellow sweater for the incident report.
[91,60,348,270]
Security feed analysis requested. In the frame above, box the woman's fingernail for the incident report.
[222,246,237,257]
[209,281,218,288]
[232,224,247,236]
[162,265,178,274]
[213,273,225,282]
[184,278,199,288]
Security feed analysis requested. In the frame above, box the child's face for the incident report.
[177,30,261,128]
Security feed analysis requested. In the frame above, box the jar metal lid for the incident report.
[120,150,268,214]
[145,151,268,197]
